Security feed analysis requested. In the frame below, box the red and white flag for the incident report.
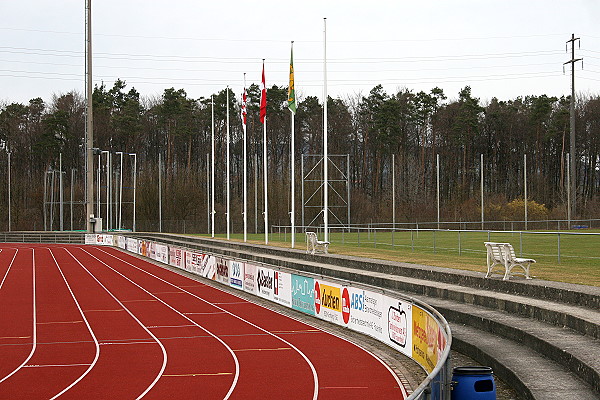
[260,61,266,124]
[241,85,247,127]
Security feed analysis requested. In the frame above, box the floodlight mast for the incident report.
[85,0,94,232]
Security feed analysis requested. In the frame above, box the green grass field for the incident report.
[195,229,600,287]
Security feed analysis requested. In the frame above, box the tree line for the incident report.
[1,79,599,232]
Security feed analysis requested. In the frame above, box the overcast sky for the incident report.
[1,0,600,106]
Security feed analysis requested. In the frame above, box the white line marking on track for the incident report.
[63,248,168,400]
[97,247,320,400]
[25,363,92,368]
[79,247,240,400]
[0,248,36,384]
[47,248,101,400]
[0,248,18,290]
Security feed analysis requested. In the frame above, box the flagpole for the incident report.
[243,74,248,242]
[289,41,296,249]
[262,59,269,244]
[211,95,215,238]
[226,86,230,240]
[323,18,329,242]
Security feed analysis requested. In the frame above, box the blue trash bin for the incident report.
[451,366,496,400]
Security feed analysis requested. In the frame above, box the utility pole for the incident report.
[564,33,582,222]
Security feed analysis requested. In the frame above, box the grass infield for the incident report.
[196,230,600,287]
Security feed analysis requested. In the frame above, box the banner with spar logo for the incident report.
[229,260,244,290]
[256,266,274,301]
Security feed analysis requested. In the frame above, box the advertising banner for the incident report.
[85,234,114,245]
[169,246,184,269]
[148,242,156,260]
[117,236,126,249]
[314,279,343,325]
[215,257,229,284]
[256,267,274,300]
[383,297,412,358]
[412,305,445,373]
[126,238,139,254]
[139,240,148,257]
[342,287,386,341]
[229,260,244,290]
[197,254,216,279]
[273,271,292,308]
[291,275,315,316]
[184,250,201,273]
[243,263,257,294]
[155,243,169,264]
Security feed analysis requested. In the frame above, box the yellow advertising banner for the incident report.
[318,283,342,312]
[412,305,445,373]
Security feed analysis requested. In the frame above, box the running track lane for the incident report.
[0,248,34,381]
[91,245,407,399]
[0,247,98,399]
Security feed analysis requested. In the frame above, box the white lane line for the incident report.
[63,248,168,400]
[97,247,319,400]
[0,248,37,384]
[80,247,240,400]
[25,363,92,368]
[0,248,19,290]
[47,247,101,400]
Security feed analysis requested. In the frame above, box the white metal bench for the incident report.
[306,232,329,255]
[484,242,535,281]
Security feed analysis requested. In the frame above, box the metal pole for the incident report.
[7,152,11,232]
[254,153,258,235]
[437,153,440,230]
[566,153,571,228]
[117,151,123,230]
[97,154,100,220]
[102,151,109,230]
[291,108,295,248]
[226,86,231,240]
[43,170,48,231]
[72,168,76,231]
[60,152,63,231]
[524,154,528,230]
[130,153,137,232]
[159,153,162,232]
[211,95,215,238]
[206,152,210,234]
[301,155,305,229]
[481,153,484,230]
[50,170,55,231]
[323,17,329,242]
[243,74,248,243]
[85,0,94,232]
[392,153,396,231]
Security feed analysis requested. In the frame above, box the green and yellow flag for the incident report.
[288,42,296,114]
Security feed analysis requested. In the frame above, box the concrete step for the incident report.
[451,323,598,400]
[421,296,600,394]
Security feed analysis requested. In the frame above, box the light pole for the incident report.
[116,151,124,230]
[128,153,137,232]
[101,150,110,230]
[7,151,11,232]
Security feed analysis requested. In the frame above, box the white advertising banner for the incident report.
[243,263,257,294]
[197,254,216,279]
[256,266,274,301]
[228,260,244,290]
[169,246,184,269]
[126,238,139,254]
[383,296,413,358]
[342,287,386,342]
[215,257,229,284]
[185,250,203,273]
[117,236,126,249]
[155,243,169,264]
[273,271,292,308]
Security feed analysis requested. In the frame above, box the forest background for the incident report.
[1,79,599,232]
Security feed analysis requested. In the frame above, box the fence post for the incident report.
[458,230,462,256]
[519,231,523,257]
[557,232,561,264]
[433,230,436,254]
[374,228,377,248]
[411,229,414,252]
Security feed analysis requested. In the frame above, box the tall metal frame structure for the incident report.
[301,154,350,232]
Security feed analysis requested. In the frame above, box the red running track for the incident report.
[0,244,408,399]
